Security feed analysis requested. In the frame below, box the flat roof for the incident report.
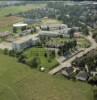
[13,23,28,28]
[13,34,39,44]
[39,31,60,36]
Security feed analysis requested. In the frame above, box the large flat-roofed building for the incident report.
[39,28,71,39]
[41,24,68,31]
[12,34,39,52]
[39,31,60,38]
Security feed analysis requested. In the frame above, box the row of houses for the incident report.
[61,65,97,82]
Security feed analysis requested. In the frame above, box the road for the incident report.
[49,32,97,75]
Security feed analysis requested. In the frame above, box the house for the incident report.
[76,71,89,81]
[74,32,81,38]
[12,34,39,52]
[61,67,74,78]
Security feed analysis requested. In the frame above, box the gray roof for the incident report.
[76,71,88,81]
[62,67,74,77]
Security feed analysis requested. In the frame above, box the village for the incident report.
[0,16,96,83]
[1,1,97,100]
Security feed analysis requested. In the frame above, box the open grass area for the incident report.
[23,47,59,71]
[41,18,63,25]
[0,51,93,100]
[77,37,91,48]
[33,18,62,27]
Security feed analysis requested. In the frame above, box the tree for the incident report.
[44,52,48,58]
[68,28,76,38]
[21,26,26,31]
[81,25,89,35]
[9,50,16,57]
[18,54,26,63]
[29,57,40,68]
[3,48,9,55]
[50,50,56,58]
[13,27,17,33]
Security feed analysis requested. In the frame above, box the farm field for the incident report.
[0,16,23,32]
[0,3,46,32]
[0,4,46,18]
[0,51,93,100]
[23,47,59,71]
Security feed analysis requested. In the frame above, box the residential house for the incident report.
[76,71,89,81]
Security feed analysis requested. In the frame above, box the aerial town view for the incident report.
[0,1,97,100]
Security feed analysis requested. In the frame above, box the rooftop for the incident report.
[13,23,28,28]
[39,31,60,36]
[13,34,39,44]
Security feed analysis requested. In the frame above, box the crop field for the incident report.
[0,4,46,18]
[0,4,46,32]
[0,16,23,32]
[0,51,93,100]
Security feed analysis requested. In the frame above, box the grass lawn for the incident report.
[0,51,93,100]
[41,18,63,25]
[23,47,59,71]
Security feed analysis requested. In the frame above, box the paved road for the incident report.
[49,32,97,75]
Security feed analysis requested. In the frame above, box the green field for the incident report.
[0,4,46,18]
[23,48,58,71]
[0,51,93,100]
